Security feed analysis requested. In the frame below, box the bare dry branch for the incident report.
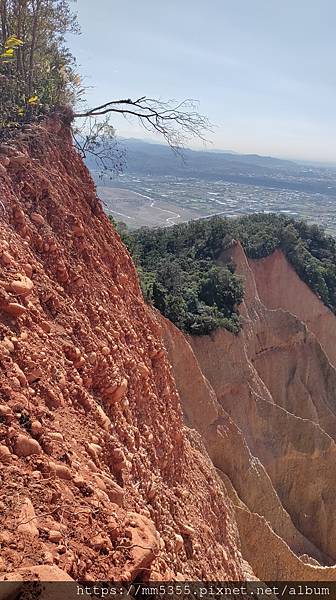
[73,96,212,152]
[72,115,126,178]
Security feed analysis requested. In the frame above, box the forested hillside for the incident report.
[117,218,243,335]
[115,213,336,335]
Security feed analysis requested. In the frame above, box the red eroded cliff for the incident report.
[161,242,336,580]
[0,119,247,581]
[249,249,336,367]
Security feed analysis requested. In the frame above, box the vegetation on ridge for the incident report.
[235,213,336,312]
[115,217,244,336]
[0,0,81,138]
[115,213,336,336]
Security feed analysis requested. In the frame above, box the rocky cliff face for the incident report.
[2,119,336,584]
[249,249,336,367]
[0,120,247,581]
[162,242,336,580]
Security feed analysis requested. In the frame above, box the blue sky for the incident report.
[69,0,336,161]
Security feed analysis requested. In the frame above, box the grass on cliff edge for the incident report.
[111,213,336,336]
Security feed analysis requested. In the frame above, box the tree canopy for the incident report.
[115,213,336,336]
[115,217,243,336]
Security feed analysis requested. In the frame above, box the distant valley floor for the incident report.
[96,173,336,233]
[97,186,207,228]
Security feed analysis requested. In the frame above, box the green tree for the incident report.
[0,0,81,138]
[199,266,243,317]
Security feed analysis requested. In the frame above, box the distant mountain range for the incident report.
[112,138,298,175]
[86,137,297,176]
[87,138,336,197]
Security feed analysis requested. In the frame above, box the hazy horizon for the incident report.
[69,0,336,163]
[111,136,336,168]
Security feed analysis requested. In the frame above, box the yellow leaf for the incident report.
[5,35,24,49]
[28,95,39,105]
[1,48,14,57]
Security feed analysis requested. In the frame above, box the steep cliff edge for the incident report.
[3,119,336,583]
[194,244,336,562]
[161,242,336,579]
[0,120,247,581]
[249,248,336,367]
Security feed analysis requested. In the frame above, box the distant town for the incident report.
[89,139,336,235]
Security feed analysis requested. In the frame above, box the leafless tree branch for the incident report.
[72,115,126,178]
[73,96,212,152]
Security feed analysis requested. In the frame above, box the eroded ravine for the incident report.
[162,242,336,577]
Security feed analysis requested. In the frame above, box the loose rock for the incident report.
[0,444,11,463]
[14,434,42,457]
[17,498,39,537]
